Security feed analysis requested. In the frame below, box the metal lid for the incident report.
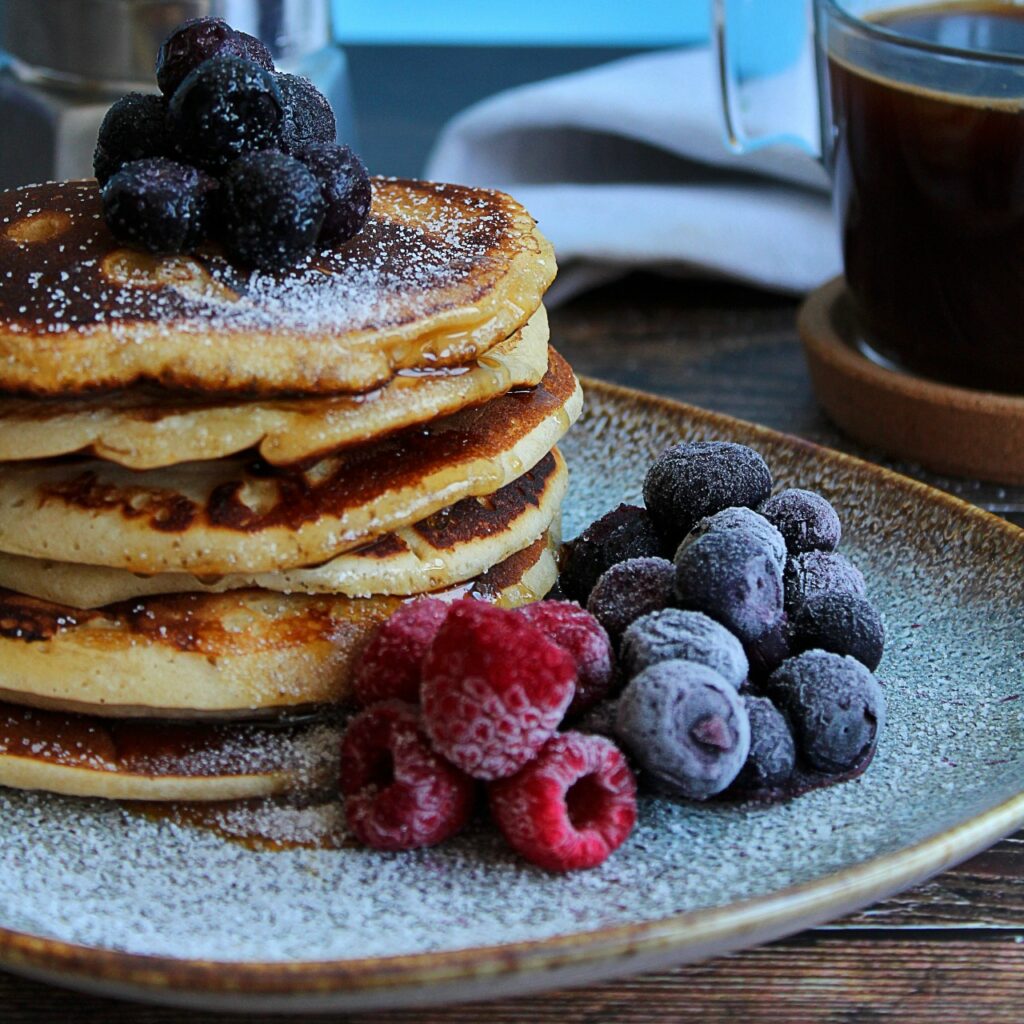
[0,0,331,90]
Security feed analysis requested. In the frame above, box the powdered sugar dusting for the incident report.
[0,179,523,337]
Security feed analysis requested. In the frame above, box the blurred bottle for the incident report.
[0,0,355,189]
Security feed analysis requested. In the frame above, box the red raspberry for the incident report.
[340,701,475,851]
[516,600,615,717]
[351,598,450,707]
[489,731,637,872]
[421,601,575,780]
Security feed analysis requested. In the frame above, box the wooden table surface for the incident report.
[4,276,1023,1022]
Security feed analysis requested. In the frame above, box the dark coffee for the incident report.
[829,2,1024,392]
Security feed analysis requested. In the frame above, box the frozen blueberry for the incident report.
[156,17,274,97]
[643,441,772,546]
[169,56,285,171]
[295,142,371,244]
[784,550,867,615]
[93,93,172,186]
[745,613,791,680]
[586,556,675,645]
[734,695,796,791]
[615,660,751,800]
[101,158,216,254]
[560,504,664,604]
[674,529,784,646]
[619,608,748,689]
[791,591,884,671]
[278,74,337,154]
[762,488,841,555]
[677,505,787,570]
[218,151,325,270]
[766,650,885,774]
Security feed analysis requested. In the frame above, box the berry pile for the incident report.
[338,439,891,869]
[341,597,635,872]
[94,18,371,270]
[567,439,887,801]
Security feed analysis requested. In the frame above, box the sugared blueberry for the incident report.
[643,441,772,545]
[93,93,171,186]
[614,660,751,800]
[673,529,784,646]
[515,600,615,717]
[295,142,371,244]
[168,55,285,170]
[765,650,885,774]
[783,549,867,616]
[218,151,325,270]
[761,488,841,555]
[676,505,787,570]
[619,607,748,688]
[101,158,215,254]
[586,556,675,646]
[745,613,791,680]
[278,74,337,154]
[733,695,796,792]
[156,17,274,97]
[560,504,664,604]
[791,591,884,671]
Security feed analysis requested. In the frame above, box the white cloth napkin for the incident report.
[425,47,840,303]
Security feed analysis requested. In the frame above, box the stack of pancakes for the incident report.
[0,176,579,802]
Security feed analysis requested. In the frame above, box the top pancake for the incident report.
[0,177,555,397]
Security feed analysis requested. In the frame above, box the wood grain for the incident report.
[2,274,1021,1019]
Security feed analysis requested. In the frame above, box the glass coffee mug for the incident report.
[715,0,1024,395]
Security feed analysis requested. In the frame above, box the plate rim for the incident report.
[1,376,1022,1006]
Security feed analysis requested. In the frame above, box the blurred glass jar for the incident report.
[0,0,355,189]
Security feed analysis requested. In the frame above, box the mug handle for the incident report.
[712,0,824,159]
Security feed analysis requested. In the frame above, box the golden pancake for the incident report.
[0,178,555,397]
[0,307,549,470]
[0,532,558,719]
[0,350,580,574]
[0,449,566,608]
[0,703,338,801]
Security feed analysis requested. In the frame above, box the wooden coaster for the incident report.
[798,277,1024,485]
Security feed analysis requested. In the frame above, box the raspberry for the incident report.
[761,488,841,555]
[351,598,450,707]
[218,150,325,270]
[296,142,372,245]
[168,56,285,171]
[421,602,575,780]
[93,93,171,186]
[559,504,664,604]
[643,441,772,546]
[489,731,637,872]
[586,556,675,646]
[156,17,274,97]
[515,600,615,717]
[101,158,216,254]
[340,702,475,851]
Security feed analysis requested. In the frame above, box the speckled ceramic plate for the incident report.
[0,379,1022,1013]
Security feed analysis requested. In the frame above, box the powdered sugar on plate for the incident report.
[0,389,1021,965]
